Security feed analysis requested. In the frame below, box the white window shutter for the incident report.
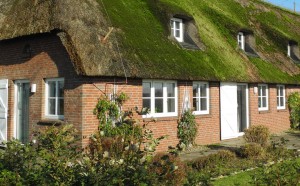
[0,79,8,143]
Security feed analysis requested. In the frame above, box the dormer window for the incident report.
[237,32,245,50]
[169,16,201,50]
[171,18,184,42]
[287,40,300,62]
[237,30,258,57]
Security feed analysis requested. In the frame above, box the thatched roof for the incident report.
[2,0,300,84]
[0,0,122,76]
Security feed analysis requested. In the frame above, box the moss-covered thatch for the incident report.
[2,0,300,84]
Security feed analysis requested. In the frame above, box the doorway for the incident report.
[221,82,249,140]
[15,81,30,143]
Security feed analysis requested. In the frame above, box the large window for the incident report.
[45,78,64,119]
[142,80,177,117]
[258,84,268,111]
[193,82,209,114]
[277,85,285,110]
[171,18,184,42]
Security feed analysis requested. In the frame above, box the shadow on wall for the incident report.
[0,32,82,90]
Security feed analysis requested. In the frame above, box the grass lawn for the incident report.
[212,157,300,186]
[212,171,253,186]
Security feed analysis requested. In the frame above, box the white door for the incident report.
[0,79,8,143]
[221,82,238,140]
[221,82,249,140]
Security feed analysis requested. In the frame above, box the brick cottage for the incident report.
[1,0,300,151]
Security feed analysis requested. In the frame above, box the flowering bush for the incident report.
[0,92,185,185]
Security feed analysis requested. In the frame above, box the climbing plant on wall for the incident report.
[177,110,198,150]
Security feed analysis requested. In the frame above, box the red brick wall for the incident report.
[0,34,83,141]
[249,84,291,133]
[80,80,221,151]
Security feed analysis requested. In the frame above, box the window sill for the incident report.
[259,110,270,114]
[194,114,212,119]
[277,109,288,112]
[142,116,178,122]
[37,119,65,126]
[142,113,178,119]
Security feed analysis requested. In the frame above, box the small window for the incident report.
[237,32,245,50]
[277,85,285,110]
[171,18,184,42]
[258,84,268,111]
[142,80,177,117]
[287,41,300,62]
[193,82,209,115]
[45,78,64,119]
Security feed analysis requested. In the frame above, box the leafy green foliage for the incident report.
[191,150,236,171]
[244,125,270,147]
[0,125,82,185]
[177,110,197,150]
[288,92,300,129]
[0,93,187,185]
[251,158,300,185]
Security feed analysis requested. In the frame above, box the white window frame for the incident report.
[287,44,291,57]
[171,18,184,42]
[237,32,245,50]
[45,78,64,120]
[258,84,268,111]
[193,82,209,115]
[277,85,286,110]
[142,80,178,118]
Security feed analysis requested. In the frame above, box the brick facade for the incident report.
[0,34,298,151]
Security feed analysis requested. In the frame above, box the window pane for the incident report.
[200,98,207,111]
[193,84,198,97]
[258,97,261,108]
[166,83,175,97]
[200,84,207,97]
[58,99,64,115]
[154,83,163,97]
[280,97,284,107]
[48,81,56,97]
[48,99,56,115]
[175,21,180,29]
[262,86,266,96]
[175,30,180,37]
[258,87,262,96]
[143,99,151,110]
[280,87,283,96]
[277,97,280,107]
[167,98,175,112]
[262,97,267,107]
[143,82,151,97]
[155,99,163,113]
[171,20,174,29]
[58,81,64,97]
[193,98,199,111]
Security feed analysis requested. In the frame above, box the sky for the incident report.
[265,0,299,12]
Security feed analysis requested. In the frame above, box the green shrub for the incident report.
[244,125,270,146]
[288,92,300,129]
[149,153,187,186]
[184,170,212,186]
[240,143,265,159]
[177,110,198,149]
[192,150,236,171]
[267,137,298,160]
[0,124,82,185]
[251,158,300,185]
